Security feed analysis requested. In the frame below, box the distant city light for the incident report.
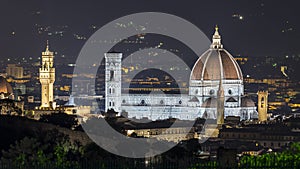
[74,34,86,40]
[232,13,244,21]
[68,63,76,67]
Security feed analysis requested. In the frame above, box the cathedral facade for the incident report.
[105,27,258,121]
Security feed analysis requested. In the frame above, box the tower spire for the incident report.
[211,25,223,49]
[215,25,219,35]
[46,40,49,52]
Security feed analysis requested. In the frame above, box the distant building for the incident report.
[6,64,24,79]
[27,96,34,103]
[36,43,91,116]
[105,26,258,122]
[60,96,91,116]
[124,119,199,143]
[0,76,13,98]
[39,41,55,109]
[257,91,268,121]
[219,123,299,149]
[0,76,24,115]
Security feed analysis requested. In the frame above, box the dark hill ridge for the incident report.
[0,115,92,151]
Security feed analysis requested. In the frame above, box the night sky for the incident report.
[1,0,299,61]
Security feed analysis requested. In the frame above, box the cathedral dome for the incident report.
[0,76,13,94]
[190,26,243,81]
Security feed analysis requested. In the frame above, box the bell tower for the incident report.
[39,41,55,109]
[105,52,122,114]
[257,91,268,122]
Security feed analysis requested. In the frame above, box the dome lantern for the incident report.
[211,25,223,49]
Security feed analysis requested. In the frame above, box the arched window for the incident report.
[261,97,265,108]
[110,70,114,81]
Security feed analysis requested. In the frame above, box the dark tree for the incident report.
[1,130,84,168]
[39,113,78,129]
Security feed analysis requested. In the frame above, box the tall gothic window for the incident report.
[110,70,114,81]
[261,97,265,108]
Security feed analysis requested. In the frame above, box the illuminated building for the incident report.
[6,64,24,79]
[0,76,14,99]
[105,27,258,121]
[0,76,24,115]
[257,91,268,122]
[126,126,197,143]
[105,52,122,113]
[39,41,55,109]
[36,43,91,115]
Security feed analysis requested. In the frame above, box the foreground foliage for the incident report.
[239,142,300,168]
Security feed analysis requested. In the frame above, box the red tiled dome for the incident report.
[190,27,243,81]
